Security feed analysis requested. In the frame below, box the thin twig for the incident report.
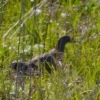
[0,0,8,9]
[3,0,47,39]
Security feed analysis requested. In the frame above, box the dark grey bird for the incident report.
[11,35,73,76]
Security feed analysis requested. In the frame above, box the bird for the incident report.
[11,35,73,76]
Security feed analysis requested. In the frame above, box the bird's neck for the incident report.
[56,44,65,52]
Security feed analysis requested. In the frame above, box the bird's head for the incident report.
[56,36,74,52]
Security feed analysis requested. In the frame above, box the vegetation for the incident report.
[0,0,100,99]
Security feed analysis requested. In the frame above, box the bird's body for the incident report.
[27,48,63,72]
[11,35,73,76]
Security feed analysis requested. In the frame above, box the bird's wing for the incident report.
[28,49,56,65]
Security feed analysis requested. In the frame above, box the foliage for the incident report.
[0,0,100,99]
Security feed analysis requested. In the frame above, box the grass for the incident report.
[0,0,100,99]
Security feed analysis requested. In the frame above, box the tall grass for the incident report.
[0,0,100,99]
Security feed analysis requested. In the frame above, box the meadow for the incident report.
[0,0,100,99]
